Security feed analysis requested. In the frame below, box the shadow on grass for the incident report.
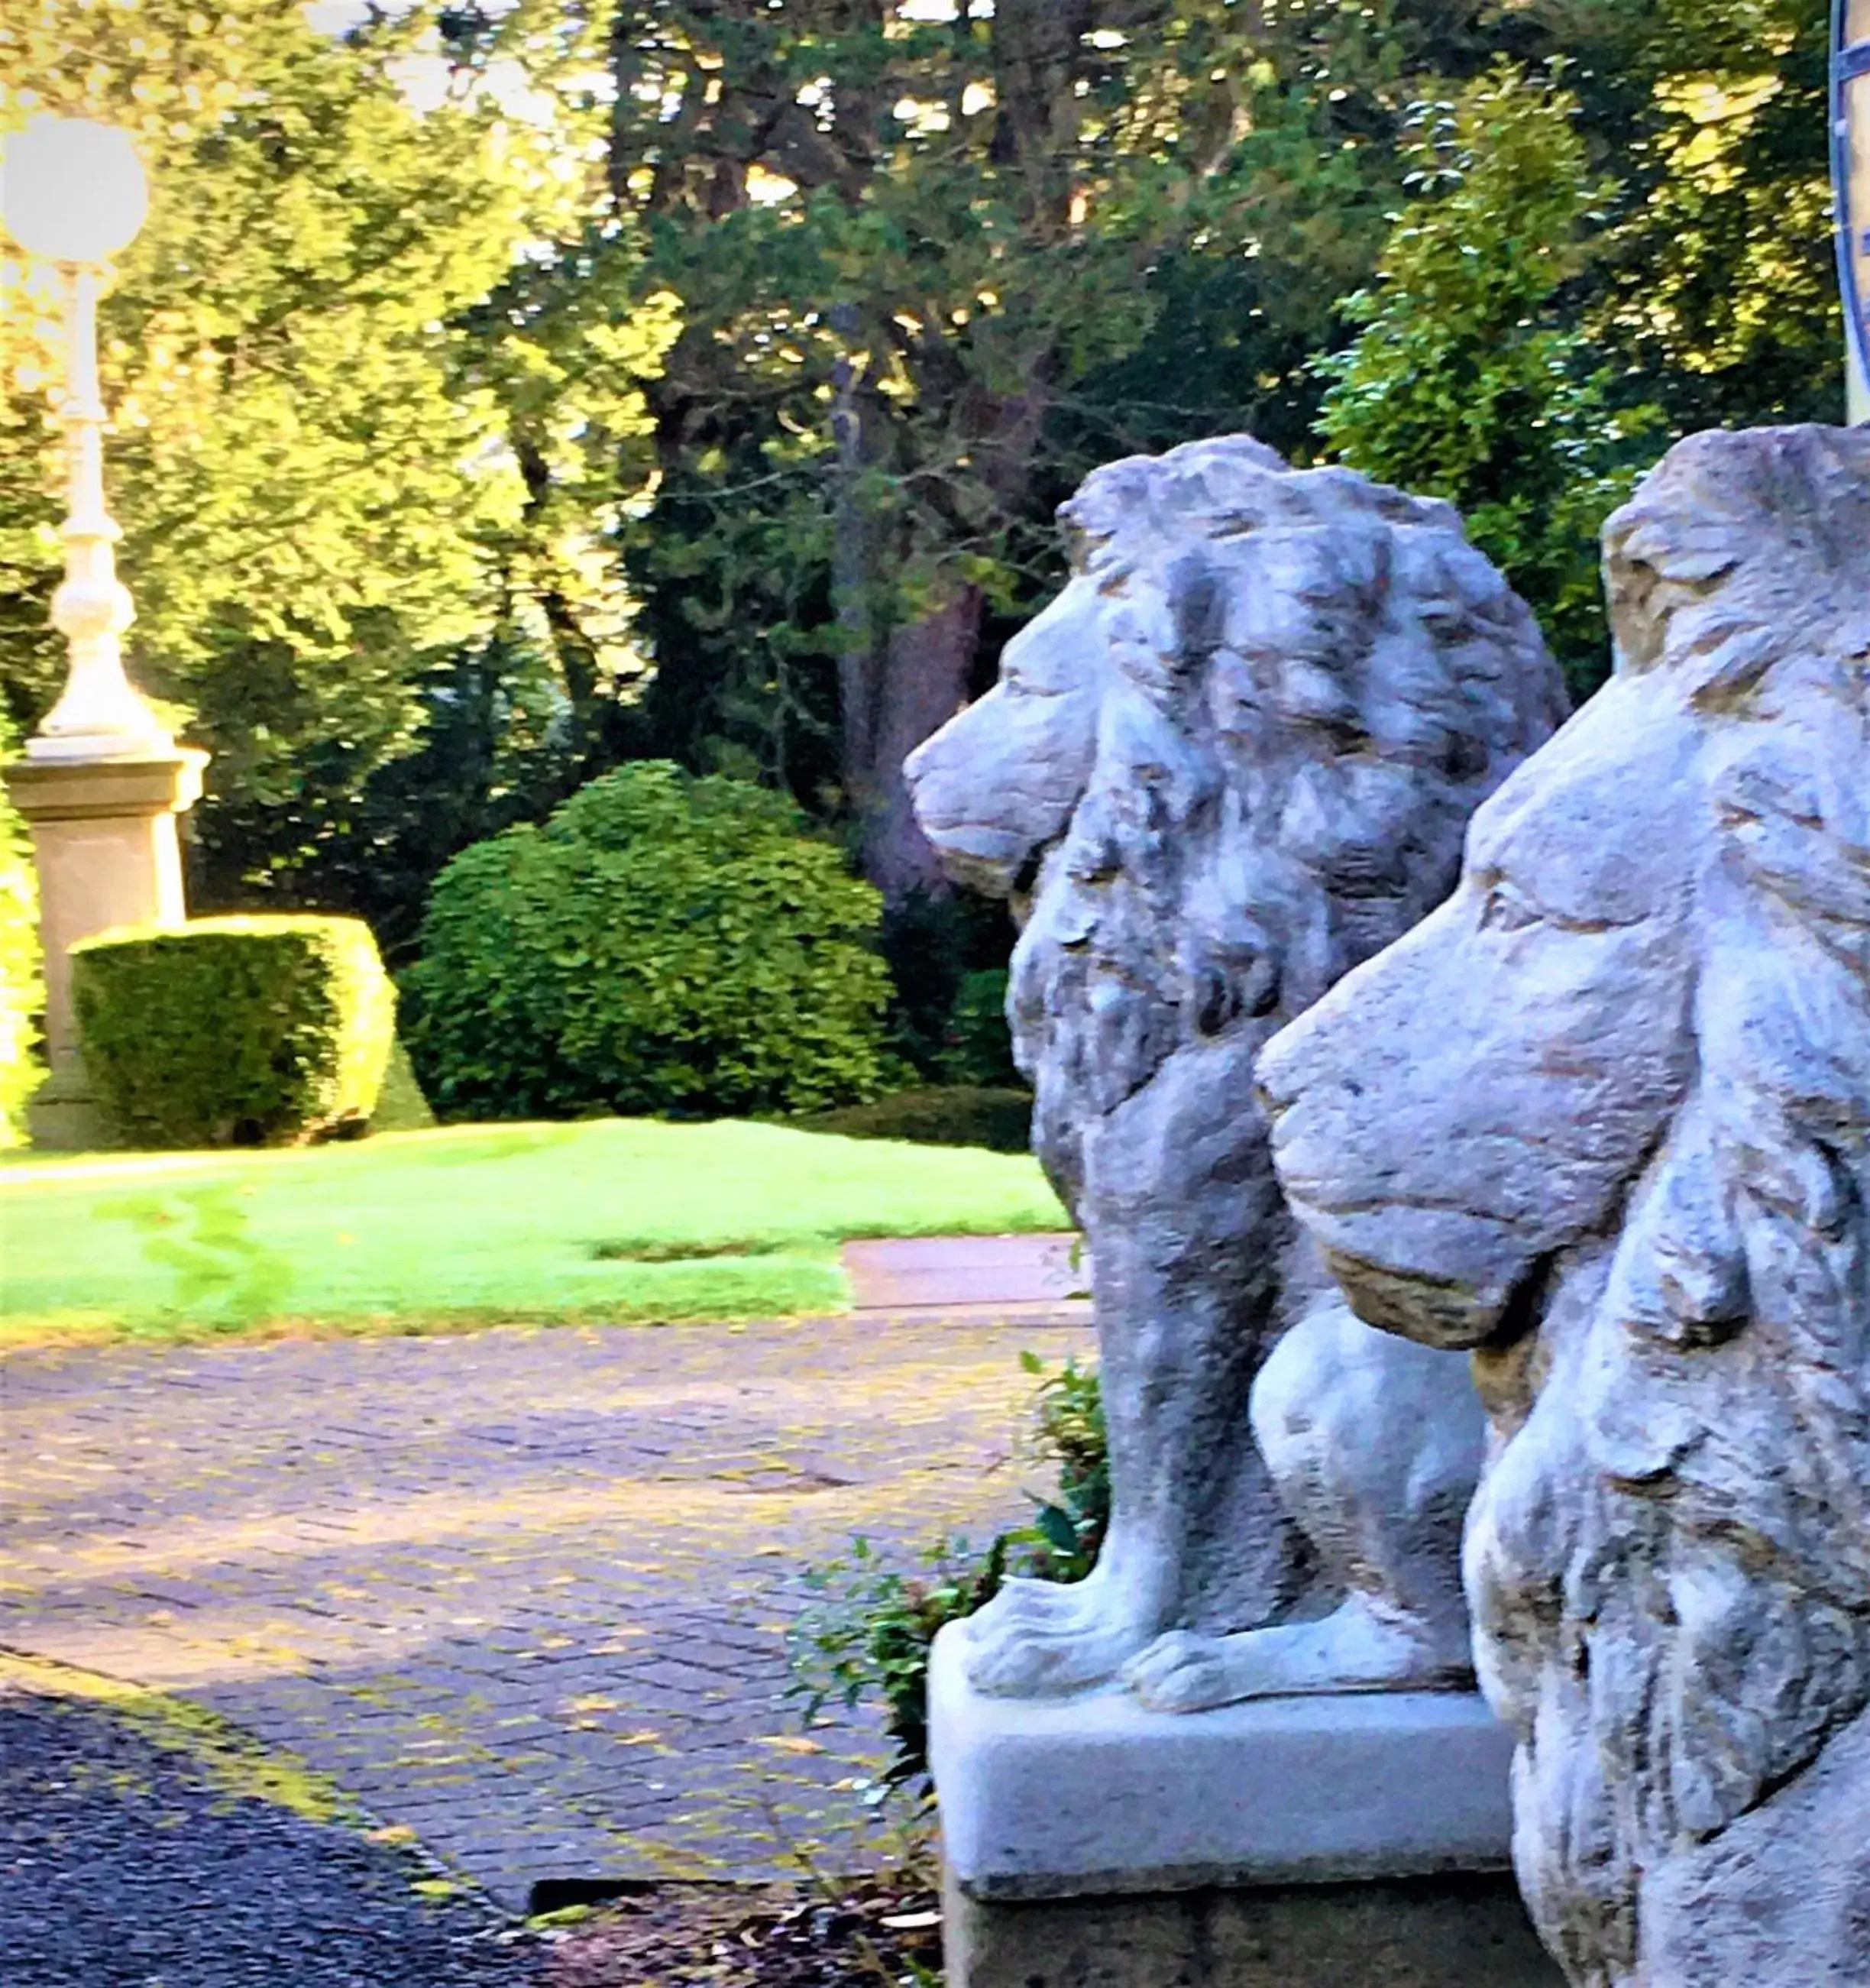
[590,1237,794,1264]
[95,1185,297,1325]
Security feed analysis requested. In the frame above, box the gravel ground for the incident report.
[0,1688,942,1987]
[0,1691,537,1988]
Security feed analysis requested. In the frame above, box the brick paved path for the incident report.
[0,1313,1089,1909]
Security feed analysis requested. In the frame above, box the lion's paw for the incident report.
[1120,1630,1247,1713]
[962,1575,1161,1698]
[1123,1604,1472,1714]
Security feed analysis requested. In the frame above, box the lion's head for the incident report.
[1261,425,1870,1980]
[904,439,1289,898]
[906,435,1567,1198]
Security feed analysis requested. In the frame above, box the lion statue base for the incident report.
[906,435,1567,1711]
[1263,425,1870,1987]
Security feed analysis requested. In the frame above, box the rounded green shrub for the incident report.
[401,762,892,1121]
[73,915,395,1149]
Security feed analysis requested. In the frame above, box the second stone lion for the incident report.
[906,435,1568,1710]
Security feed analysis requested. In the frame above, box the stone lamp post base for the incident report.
[5,747,209,1150]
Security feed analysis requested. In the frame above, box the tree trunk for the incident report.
[827,0,1086,905]
[859,584,981,904]
[833,326,982,905]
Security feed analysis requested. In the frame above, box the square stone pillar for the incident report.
[4,748,208,1148]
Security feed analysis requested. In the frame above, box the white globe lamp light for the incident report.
[2,116,149,267]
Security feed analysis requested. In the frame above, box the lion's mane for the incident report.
[1480,427,1870,1983]
[1008,436,1566,1201]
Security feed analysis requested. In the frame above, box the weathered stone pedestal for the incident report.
[4,749,208,1148]
[929,1627,1561,1988]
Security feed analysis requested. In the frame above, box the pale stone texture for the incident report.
[906,437,1568,1711]
[2,749,207,1148]
[932,1611,1561,1988]
[1262,426,1870,1988]
[943,1868,1564,1988]
[929,1625,1517,1898]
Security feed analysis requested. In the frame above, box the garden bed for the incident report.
[539,1877,942,1986]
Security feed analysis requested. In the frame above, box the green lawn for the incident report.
[0,1117,1066,1347]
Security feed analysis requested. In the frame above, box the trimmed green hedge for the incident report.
[73,915,395,1150]
[798,1086,1033,1155]
[401,762,892,1120]
[370,1036,435,1132]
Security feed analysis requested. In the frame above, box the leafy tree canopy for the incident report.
[0,0,675,897]
[0,0,1847,957]
[1316,63,1664,692]
[1318,2,1842,695]
[490,0,1495,892]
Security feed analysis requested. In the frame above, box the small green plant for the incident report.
[1021,1349,1109,1579]
[788,1355,1108,1796]
[73,915,395,1149]
[791,1532,1014,1799]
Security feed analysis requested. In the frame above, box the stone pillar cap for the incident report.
[4,746,209,821]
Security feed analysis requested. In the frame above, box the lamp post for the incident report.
[6,118,175,759]
[1839,0,1870,423]
[2,115,208,1146]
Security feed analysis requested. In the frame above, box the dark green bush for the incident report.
[938,966,1018,1087]
[73,915,395,1150]
[401,762,892,1120]
[0,716,41,1147]
[789,1355,1107,1796]
[878,888,1015,1083]
[794,1084,1032,1154]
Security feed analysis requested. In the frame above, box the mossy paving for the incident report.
[0,1312,1090,1909]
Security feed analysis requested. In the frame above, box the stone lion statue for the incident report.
[1262,425,1870,1986]
[905,435,1568,1710]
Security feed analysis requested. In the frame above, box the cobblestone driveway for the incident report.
[0,1313,1089,1909]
